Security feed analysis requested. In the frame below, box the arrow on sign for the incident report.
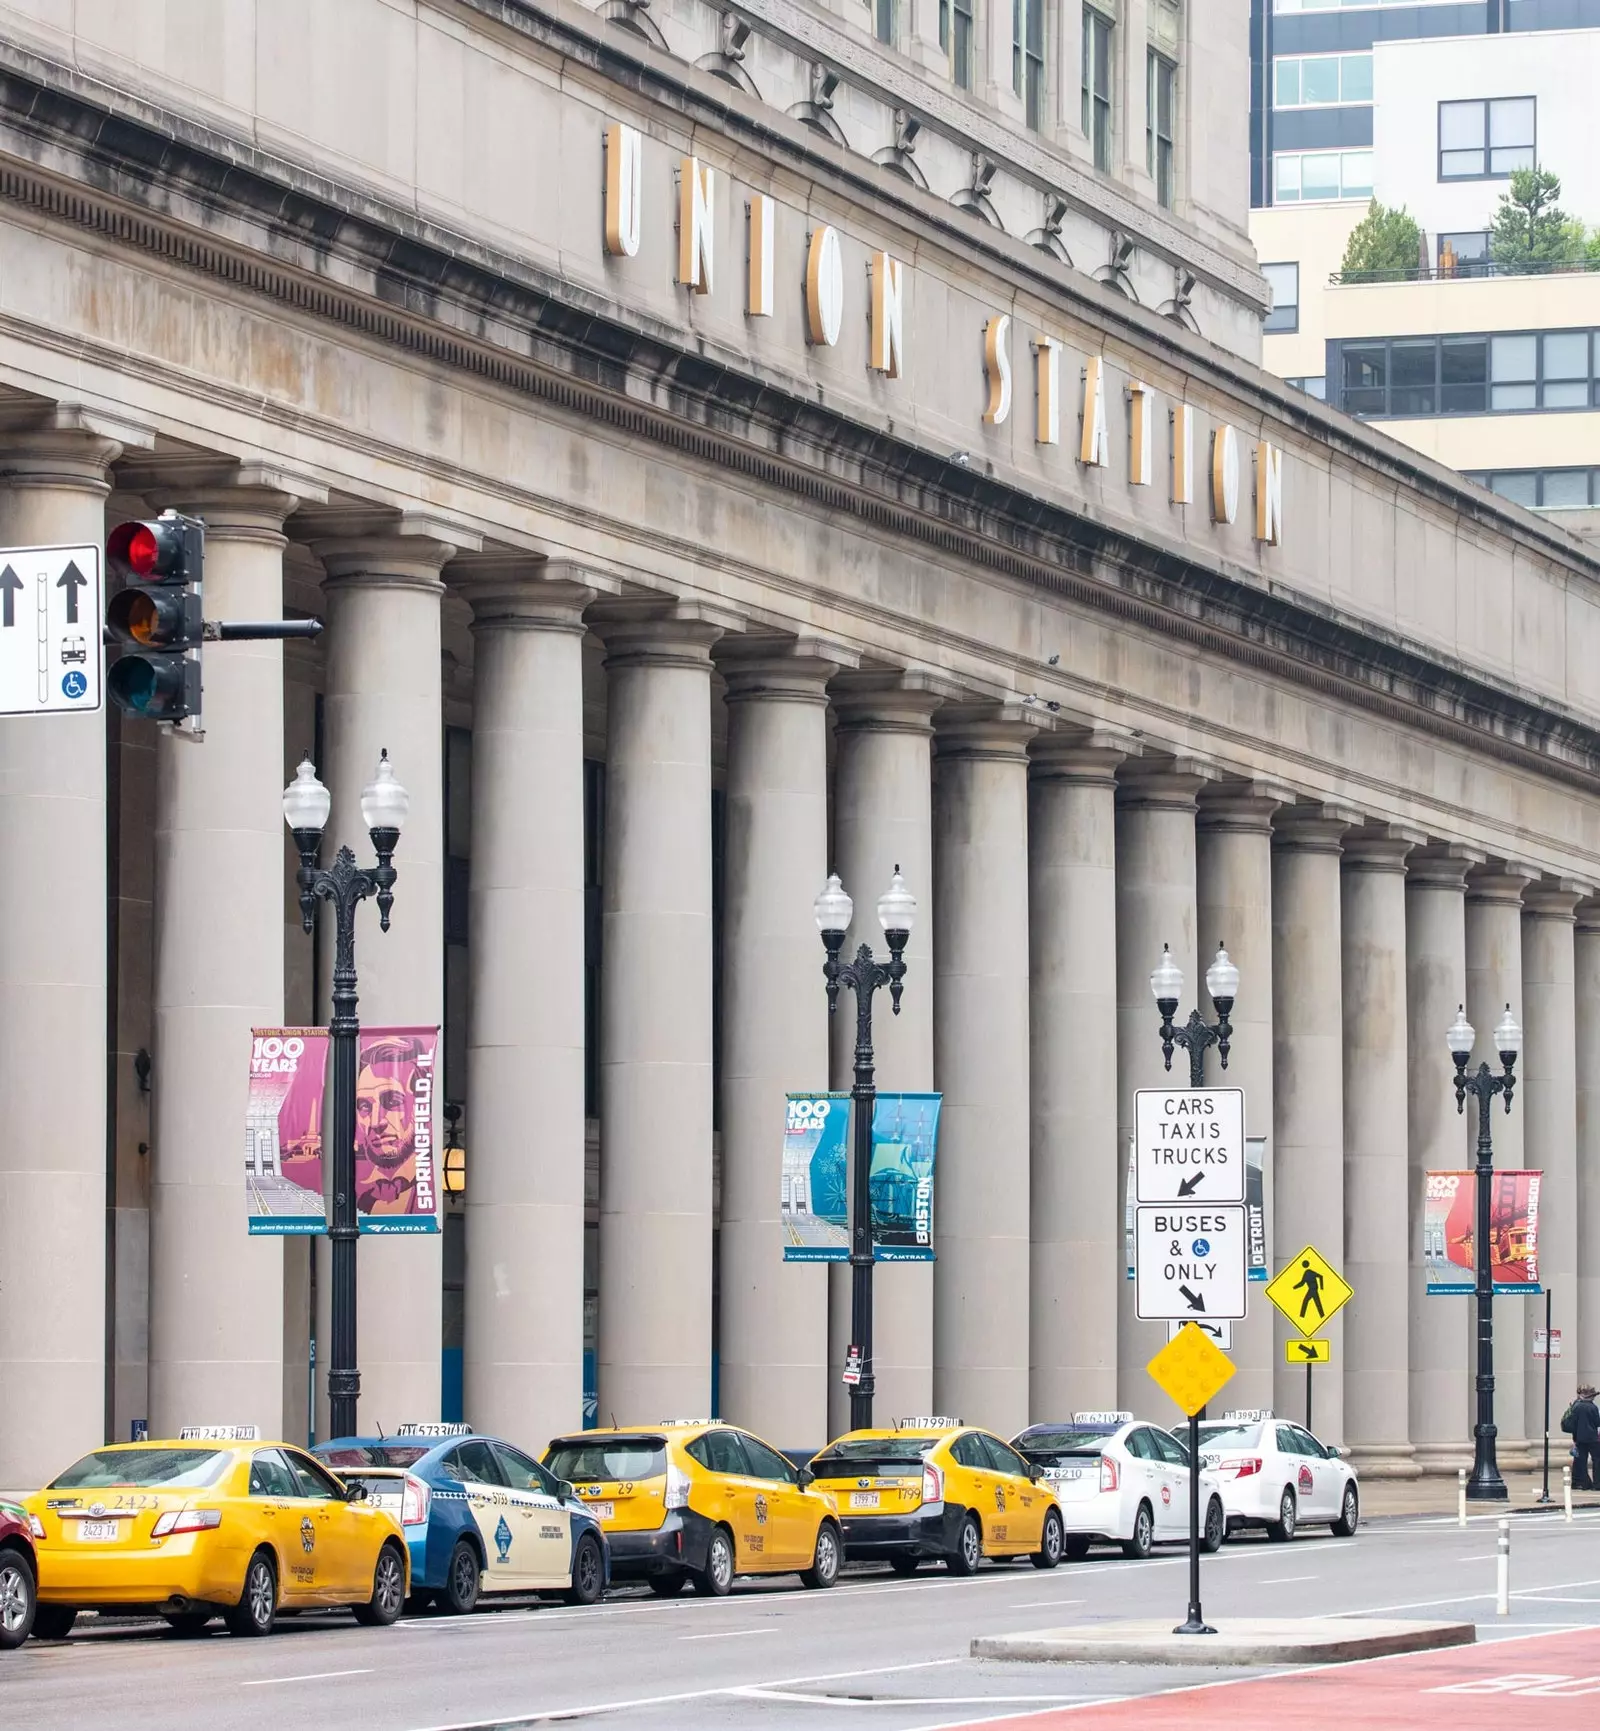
[1295,1342,1319,1360]
[1178,1284,1206,1312]
[0,564,19,628]
[1177,1172,1205,1197]
[56,561,88,624]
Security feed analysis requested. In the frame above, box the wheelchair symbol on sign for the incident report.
[1192,1238,1211,1257]
[61,670,88,700]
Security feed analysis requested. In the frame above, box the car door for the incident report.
[1275,1425,1317,1515]
[493,1443,573,1589]
[1150,1429,1196,1537]
[249,1449,318,1604]
[282,1449,364,1601]
[447,1440,520,1593]
[1290,1427,1340,1516]
[981,1435,1044,1553]
[949,1433,1009,1552]
[686,1430,763,1569]
[736,1433,811,1570]
[1122,1429,1170,1533]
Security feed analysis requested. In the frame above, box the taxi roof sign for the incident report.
[178,1425,259,1441]
[1265,1243,1353,1338]
[1071,1411,1134,1425]
[1146,1323,1235,1418]
[395,1422,473,1436]
[893,1416,964,1430]
[1221,1409,1273,1422]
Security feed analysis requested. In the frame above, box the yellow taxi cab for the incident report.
[24,1426,409,1639]
[543,1421,842,1597]
[808,1417,1063,1575]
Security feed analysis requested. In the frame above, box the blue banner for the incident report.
[780,1093,851,1260]
[870,1092,941,1261]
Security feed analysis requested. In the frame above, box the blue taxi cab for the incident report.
[316,1424,608,1614]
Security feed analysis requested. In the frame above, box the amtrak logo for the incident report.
[494,1514,514,1563]
[754,1495,768,1526]
[300,1516,315,1554]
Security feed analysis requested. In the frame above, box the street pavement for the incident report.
[3,1509,1597,1730]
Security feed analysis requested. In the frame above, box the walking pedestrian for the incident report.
[1564,1385,1600,1490]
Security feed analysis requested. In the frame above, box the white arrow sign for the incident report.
[1135,1204,1248,1321]
[1134,1087,1245,1204]
[1167,1317,1233,1349]
[0,543,102,718]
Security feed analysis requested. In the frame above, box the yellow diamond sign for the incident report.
[1266,1243,1353,1338]
[1147,1321,1235,1417]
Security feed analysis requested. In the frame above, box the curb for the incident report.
[971,1616,1477,1667]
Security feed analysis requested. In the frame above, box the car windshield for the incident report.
[316,1445,431,1469]
[49,1448,230,1490]
[1197,1425,1262,1451]
[1015,1427,1116,1459]
[810,1440,931,1477]
[545,1439,668,1482]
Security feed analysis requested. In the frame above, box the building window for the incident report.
[941,0,974,88]
[1438,231,1491,276]
[1438,97,1535,181]
[1468,469,1598,509]
[1015,0,1045,129]
[876,0,896,44]
[1147,51,1175,206]
[1262,262,1298,334]
[1285,376,1327,400]
[1330,329,1600,419]
[1273,149,1371,203]
[1273,53,1372,109]
[1082,7,1113,171]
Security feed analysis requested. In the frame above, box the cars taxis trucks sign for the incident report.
[1134,1088,1245,1203]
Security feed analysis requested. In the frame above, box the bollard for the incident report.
[1459,1467,1468,1528]
[1496,1519,1510,1615]
[1565,1462,1573,1523]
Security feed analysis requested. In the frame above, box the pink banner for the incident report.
[355,1027,441,1234]
[245,1029,329,1235]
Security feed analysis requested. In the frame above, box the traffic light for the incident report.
[106,512,204,724]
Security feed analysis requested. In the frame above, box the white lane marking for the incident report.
[404,1657,962,1730]
[242,1668,374,1687]
[1349,1574,1600,1616]
[680,1628,779,1641]
[1259,1575,1316,1584]
[1005,1599,1086,1610]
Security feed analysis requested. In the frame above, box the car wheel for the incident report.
[801,1521,840,1590]
[1332,1482,1360,1538]
[225,1550,277,1637]
[160,1612,213,1637]
[947,1513,982,1576]
[647,1572,687,1597]
[353,1542,407,1627]
[30,1604,75,1642]
[889,1556,921,1576]
[1031,1507,1064,1570]
[0,1548,37,1650]
[1121,1502,1155,1560]
[1267,1488,1297,1543]
[441,1538,481,1615]
[693,1527,735,1597]
[566,1534,605,1606]
[1202,1497,1225,1554]
[1063,1534,1091,1561]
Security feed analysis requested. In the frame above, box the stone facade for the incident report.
[0,1,1598,1491]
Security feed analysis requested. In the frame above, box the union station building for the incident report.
[2,0,1599,1494]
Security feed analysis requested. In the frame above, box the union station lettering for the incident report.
[603,122,1285,548]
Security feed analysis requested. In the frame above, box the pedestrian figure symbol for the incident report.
[1294,1259,1325,1320]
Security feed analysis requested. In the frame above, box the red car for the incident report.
[0,1499,37,1648]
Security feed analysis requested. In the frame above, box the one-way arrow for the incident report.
[0,564,20,628]
[1297,1342,1317,1360]
[1178,1284,1206,1312]
[56,560,87,624]
[1177,1172,1205,1197]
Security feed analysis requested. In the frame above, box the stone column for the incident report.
[1408,848,1478,1471]
[1465,864,1533,1466]
[932,702,1037,1436]
[718,638,851,1446]
[1196,781,1288,1416]
[0,407,149,1491]
[1576,902,1600,1391]
[458,563,603,1451]
[1271,805,1355,1437]
[827,674,941,1435]
[593,600,726,1423]
[315,519,470,1431]
[1523,882,1582,1435]
[1115,760,1213,1412]
[1029,732,1131,1420]
[1342,829,1422,1476]
[146,469,324,1439]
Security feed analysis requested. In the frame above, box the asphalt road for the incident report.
[3,1509,1598,1731]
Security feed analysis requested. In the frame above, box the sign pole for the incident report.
[1539,1287,1553,1505]
[1305,1359,1312,1431]
[1175,1410,1213,1635]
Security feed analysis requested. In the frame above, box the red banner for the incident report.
[1423,1169,1542,1294]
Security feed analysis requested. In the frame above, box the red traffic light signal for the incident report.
[106,513,205,723]
[107,516,197,583]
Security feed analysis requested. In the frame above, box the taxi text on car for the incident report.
[544,1420,842,1596]
[22,1426,408,1639]
[807,1417,1064,1574]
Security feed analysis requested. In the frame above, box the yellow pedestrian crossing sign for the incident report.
[1147,1321,1236,1417]
[1285,1338,1332,1365]
[1266,1244,1352,1338]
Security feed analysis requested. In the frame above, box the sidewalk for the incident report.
[1360,1473,1600,1519]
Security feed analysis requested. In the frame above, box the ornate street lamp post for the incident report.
[282,751,409,1443]
[814,866,916,1432]
[1150,942,1240,1088]
[1450,1001,1523,1503]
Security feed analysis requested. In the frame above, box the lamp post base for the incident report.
[1465,1474,1509,1501]
[1173,1614,1217,1636]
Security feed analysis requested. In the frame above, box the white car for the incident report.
[1186,1410,1359,1541]
[1012,1412,1226,1561]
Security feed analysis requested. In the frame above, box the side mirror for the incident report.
[1027,1464,1044,1483]
[343,1481,366,1503]
[558,1480,576,1502]
[1326,1446,1342,1460]
[797,1467,815,1488]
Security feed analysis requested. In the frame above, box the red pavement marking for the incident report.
[942,1628,1600,1731]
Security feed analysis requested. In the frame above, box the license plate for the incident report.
[849,1492,880,1510]
[77,1520,120,1541]
[1057,1469,1083,1482]
[586,1501,614,1520]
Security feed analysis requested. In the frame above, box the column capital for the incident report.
[313,512,480,593]
[1524,880,1590,921]
[1466,860,1539,907]
[1115,754,1224,811]
[1575,897,1600,934]
[716,634,859,704]
[1029,725,1139,787]
[1407,842,1487,890]
[454,553,619,634]
[0,402,155,493]
[934,698,1042,762]
[588,595,739,668]
[156,464,330,544]
[1273,801,1364,855]
[1342,824,1427,875]
[1196,777,1298,835]
[829,668,954,735]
